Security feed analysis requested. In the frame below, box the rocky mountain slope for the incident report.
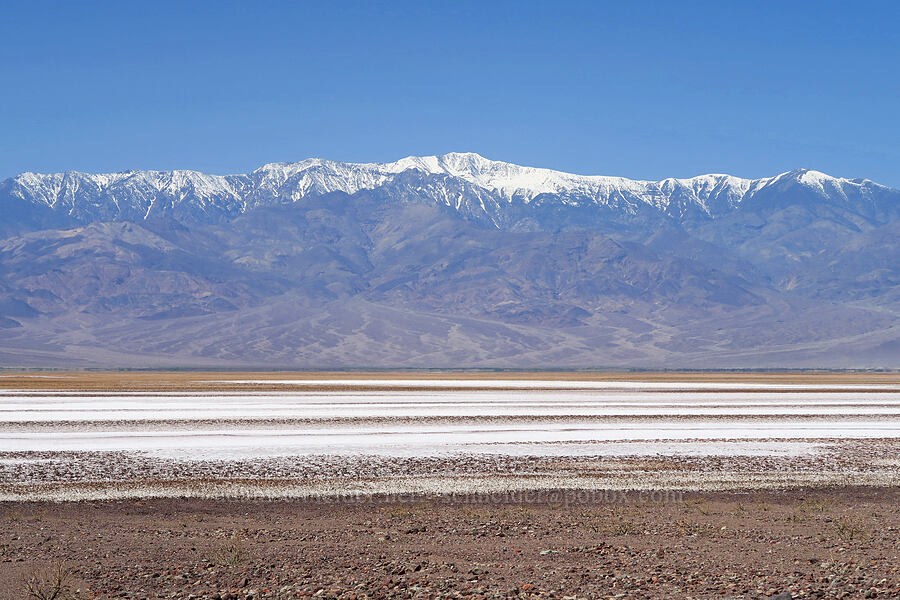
[0,154,897,368]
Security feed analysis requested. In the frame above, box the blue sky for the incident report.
[2,1,899,186]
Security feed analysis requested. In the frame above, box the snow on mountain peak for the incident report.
[4,155,887,227]
[797,168,839,188]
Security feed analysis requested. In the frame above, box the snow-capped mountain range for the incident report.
[0,153,898,369]
[3,152,895,229]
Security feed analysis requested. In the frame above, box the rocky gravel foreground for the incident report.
[1,488,898,600]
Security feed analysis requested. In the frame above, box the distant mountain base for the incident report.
[0,295,896,369]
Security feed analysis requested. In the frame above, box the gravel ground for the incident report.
[1,488,898,599]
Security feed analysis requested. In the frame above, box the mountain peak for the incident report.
[3,156,895,230]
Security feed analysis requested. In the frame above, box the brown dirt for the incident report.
[1,488,898,599]
[1,370,899,393]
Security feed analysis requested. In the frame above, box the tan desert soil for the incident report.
[1,488,898,600]
[2,370,899,393]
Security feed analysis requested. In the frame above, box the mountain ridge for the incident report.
[0,154,897,368]
[4,153,895,230]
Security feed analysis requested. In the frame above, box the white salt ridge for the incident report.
[0,388,898,459]
[2,420,897,457]
[211,379,900,390]
[2,385,899,500]
[2,391,900,422]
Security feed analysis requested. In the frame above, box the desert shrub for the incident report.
[799,498,830,513]
[690,499,711,515]
[834,516,866,540]
[672,520,713,537]
[214,531,248,566]
[23,563,79,600]
[600,508,640,535]
[384,504,427,520]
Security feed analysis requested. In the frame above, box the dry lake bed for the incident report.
[1,372,899,599]
[1,371,898,500]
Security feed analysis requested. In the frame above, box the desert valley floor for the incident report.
[1,371,898,500]
[0,371,898,599]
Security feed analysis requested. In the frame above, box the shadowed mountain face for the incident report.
[0,154,897,368]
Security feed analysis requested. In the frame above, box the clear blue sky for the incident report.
[2,0,899,186]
